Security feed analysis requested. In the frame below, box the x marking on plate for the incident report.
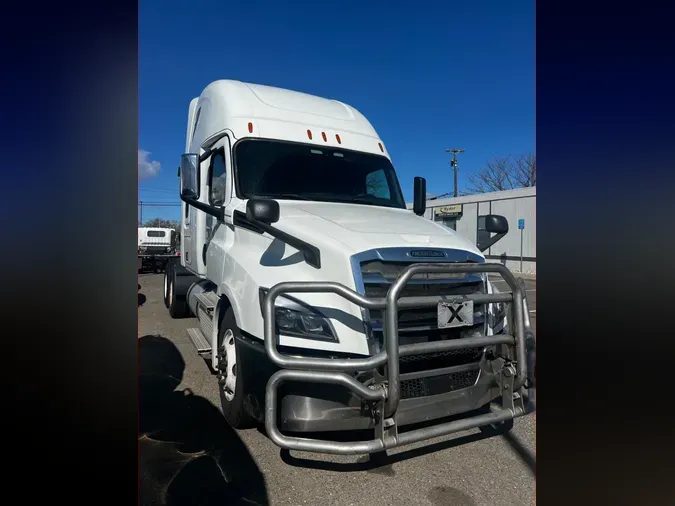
[448,304,465,323]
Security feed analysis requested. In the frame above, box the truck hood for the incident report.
[274,201,483,257]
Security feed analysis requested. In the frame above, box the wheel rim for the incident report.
[164,273,168,300]
[219,329,237,402]
[169,276,174,304]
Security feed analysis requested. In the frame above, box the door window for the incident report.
[210,150,227,206]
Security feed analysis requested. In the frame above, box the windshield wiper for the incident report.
[305,193,380,206]
[253,193,311,201]
[346,197,379,206]
[253,193,394,207]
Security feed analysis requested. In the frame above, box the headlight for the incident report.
[488,283,508,333]
[491,284,505,317]
[259,288,338,342]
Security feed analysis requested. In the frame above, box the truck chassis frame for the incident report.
[138,253,179,273]
[262,262,535,455]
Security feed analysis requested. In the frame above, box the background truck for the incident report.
[138,227,179,273]
[164,79,535,456]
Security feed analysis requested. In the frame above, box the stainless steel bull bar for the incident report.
[263,262,533,455]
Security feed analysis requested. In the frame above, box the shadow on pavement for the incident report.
[139,284,146,307]
[501,431,535,474]
[139,335,268,506]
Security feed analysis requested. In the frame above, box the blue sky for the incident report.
[139,0,534,222]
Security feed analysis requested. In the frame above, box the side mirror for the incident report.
[247,198,280,224]
[484,214,509,234]
[477,214,509,252]
[180,153,200,199]
[413,177,427,216]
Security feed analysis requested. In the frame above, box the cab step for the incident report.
[194,291,216,313]
[187,327,212,355]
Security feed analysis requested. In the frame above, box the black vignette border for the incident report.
[1,1,139,504]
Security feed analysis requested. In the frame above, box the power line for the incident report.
[139,187,177,193]
[138,199,180,203]
[138,200,181,225]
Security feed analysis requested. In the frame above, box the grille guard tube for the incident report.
[262,262,533,455]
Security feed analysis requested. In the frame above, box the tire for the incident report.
[217,308,255,429]
[163,264,171,308]
[480,417,514,436]
[167,266,190,318]
[478,404,515,435]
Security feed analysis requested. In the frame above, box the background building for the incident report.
[407,187,536,274]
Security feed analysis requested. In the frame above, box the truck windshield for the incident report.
[234,139,406,209]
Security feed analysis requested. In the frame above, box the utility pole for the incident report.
[445,148,465,197]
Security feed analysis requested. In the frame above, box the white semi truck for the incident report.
[164,79,535,455]
[138,227,178,273]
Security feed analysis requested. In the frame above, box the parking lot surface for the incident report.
[139,272,535,506]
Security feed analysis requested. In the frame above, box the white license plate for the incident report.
[437,300,474,329]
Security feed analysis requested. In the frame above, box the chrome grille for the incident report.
[400,369,480,399]
[360,259,487,331]
[399,347,484,371]
[363,281,483,299]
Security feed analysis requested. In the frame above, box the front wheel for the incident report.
[217,308,255,429]
[480,418,514,436]
[478,404,514,435]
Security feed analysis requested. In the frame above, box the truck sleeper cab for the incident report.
[164,79,535,456]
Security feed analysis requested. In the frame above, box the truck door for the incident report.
[204,137,233,279]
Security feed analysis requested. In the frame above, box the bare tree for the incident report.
[365,173,390,198]
[467,153,536,193]
[512,153,536,188]
[142,218,180,229]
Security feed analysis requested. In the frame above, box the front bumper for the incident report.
[260,262,535,455]
[279,362,498,432]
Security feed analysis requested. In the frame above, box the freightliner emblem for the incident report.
[408,250,446,258]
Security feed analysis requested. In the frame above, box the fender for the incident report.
[212,282,244,370]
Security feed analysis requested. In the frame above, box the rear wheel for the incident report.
[217,308,255,429]
[167,266,190,318]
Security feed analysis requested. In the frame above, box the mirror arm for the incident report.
[477,232,507,253]
[239,211,321,269]
[253,220,321,269]
[199,150,212,163]
[199,132,232,163]
[199,131,229,162]
[180,194,224,221]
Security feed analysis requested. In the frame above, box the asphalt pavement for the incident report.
[139,273,535,506]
